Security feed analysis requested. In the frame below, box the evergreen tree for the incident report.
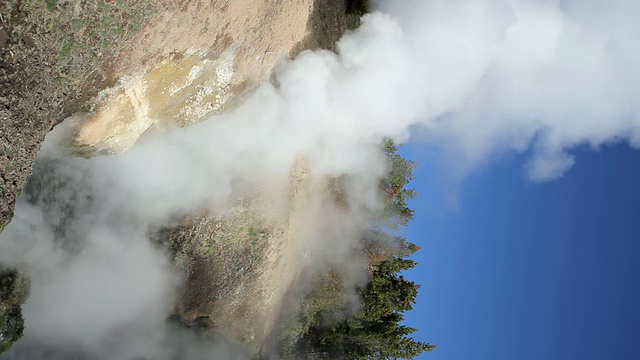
[289,242,436,360]
[277,141,435,360]
[380,140,417,229]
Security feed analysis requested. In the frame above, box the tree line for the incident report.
[276,140,435,359]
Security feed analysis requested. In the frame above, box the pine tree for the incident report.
[277,141,435,360]
[380,140,417,229]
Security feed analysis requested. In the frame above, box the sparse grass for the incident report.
[60,40,74,57]
[128,22,143,32]
[0,0,169,232]
[1,0,353,355]
[0,1,172,352]
[247,226,268,238]
[45,0,58,12]
[0,145,16,159]
[112,26,125,35]
[37,0,155,61]
[189,224,268,258]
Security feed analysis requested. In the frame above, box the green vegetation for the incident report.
[0,271,30,354]
[290,242,434,359]
[276,141,435,359]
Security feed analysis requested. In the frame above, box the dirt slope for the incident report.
[166,161,344,353]
[0,0,348,353]
[0,0,345,230]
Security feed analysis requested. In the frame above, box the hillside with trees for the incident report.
[276,141,435,359]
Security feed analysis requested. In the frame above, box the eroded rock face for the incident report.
[0,0,164,233]
[0,0,341,231]
[0,0,348,354]
[67,51,238,155]
[65,0,318,155]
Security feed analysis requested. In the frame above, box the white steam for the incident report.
[0,0,638,358]
[379,0,640,180]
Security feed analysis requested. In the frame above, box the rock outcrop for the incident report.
[0,0,345,230]
[0,0,348,354]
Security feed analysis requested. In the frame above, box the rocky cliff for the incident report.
[0,0,347,354]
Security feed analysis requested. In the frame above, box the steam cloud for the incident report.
[1,0,638,358]
[380,0,640,180]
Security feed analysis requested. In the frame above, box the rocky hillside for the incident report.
[0,0,349,354]
[0,0,346,231]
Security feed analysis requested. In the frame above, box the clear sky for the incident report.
[401,143,640,360]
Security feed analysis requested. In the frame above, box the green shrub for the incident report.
[0,271,29,354]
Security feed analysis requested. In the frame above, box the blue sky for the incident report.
[401,143,640,360]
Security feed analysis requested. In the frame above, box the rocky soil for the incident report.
[0,0,350,354]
